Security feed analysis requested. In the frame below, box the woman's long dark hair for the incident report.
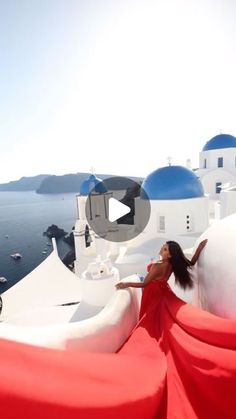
[166,241,193,290]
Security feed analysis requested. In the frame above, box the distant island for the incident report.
[0,173,143,194]
[0,175,50,191]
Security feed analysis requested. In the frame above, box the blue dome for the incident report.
[141,166,204,200]
[80,174,107,196]
[203,134,236,151]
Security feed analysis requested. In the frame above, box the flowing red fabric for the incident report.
[1,266,236,418]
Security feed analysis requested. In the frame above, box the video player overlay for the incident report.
[85,176,151,242]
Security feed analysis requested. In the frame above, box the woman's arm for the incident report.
[190,239,208,266]
[115,262,167,289]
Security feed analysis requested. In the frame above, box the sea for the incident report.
[0,191,77,293]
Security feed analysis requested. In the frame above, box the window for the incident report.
[216,182,222,194]
[186,215,193,232]
[218,157,223,168]
[203,159,207,169]
[159,216,165,232]
[85,224,91,247]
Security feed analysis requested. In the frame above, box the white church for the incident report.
[197,133,236,197]
[196,133,236,218]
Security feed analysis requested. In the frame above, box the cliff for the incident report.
[36,173,91,194]
[0,173,143,194]
[36,173,143,194]
[0,175,51,191]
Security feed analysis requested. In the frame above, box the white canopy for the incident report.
[1,240,82,320]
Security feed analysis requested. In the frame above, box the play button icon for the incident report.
[108,198,131,222]
[85,176,151,242]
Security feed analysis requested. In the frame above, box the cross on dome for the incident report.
[167,156,172,166]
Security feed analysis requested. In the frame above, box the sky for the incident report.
[1,0,236,183]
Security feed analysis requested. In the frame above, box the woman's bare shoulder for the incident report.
[153,260,169,266]
[146,260,171,282]
[151,261,170,271]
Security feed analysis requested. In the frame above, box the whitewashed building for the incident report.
[73,167,209,285]
[197,133,236,199]
[74,174,111,275]
[135,165,209,237]
[219,185,236,219]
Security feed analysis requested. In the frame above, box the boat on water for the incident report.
[0,277,7,283]
[10,253,22,260]
[47,243,52,246]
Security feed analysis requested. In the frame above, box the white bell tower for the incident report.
[73,173,113,276]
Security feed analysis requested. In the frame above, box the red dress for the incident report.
[139,262,171,320]
[0,263,236,418]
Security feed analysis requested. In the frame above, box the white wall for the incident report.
[198,148,236,199]
[193,213,236,319]
[198,168,236,199]
[199,148,236,171]
[135,197,209,236]
[79,273,120,306]
[0,275,142,352]
[77,195,87,220]
[220,189,236,218]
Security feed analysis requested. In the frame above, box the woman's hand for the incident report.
[190,239,208,265]
[115,282,129,290]
[199,239,208,249]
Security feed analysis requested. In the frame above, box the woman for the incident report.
[116,239,207,319]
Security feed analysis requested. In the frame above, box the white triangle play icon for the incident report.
[108,198,131,223]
